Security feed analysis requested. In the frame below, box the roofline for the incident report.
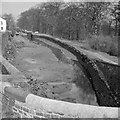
[0,17,6,21]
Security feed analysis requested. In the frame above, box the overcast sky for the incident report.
[1,2,39,20]
[1,0,64,20]
[1,0,118,20]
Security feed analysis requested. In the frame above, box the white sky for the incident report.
[1,2,39,19]
[0,0,119,20]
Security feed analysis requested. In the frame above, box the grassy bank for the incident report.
[1,32,16,63]
[86,35,118,57]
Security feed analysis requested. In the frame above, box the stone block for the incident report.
[51,113,59,118]
[13,112,21,118]
[18,109,23,114]
[43,112,51,118]
[34,115,41,118]
[12,106,18,113]
[15,104,21,109]
[36,110,43,116]
[21,114,27,118]
[22,106,29,113]
[29,109,35,115]
[23,111,27,116]
[28,114,33,118]
[9,97,15,107]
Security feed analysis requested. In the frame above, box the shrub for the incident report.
[87,35,118,56]
[1,32,16,62]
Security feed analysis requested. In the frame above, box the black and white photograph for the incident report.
[0,0,120,119]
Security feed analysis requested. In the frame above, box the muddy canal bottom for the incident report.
[13,36,98,106]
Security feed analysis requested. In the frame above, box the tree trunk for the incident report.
[68,18,71,40]
[115,19,118,36]
[108,21,112,36]
[76,25,79,41]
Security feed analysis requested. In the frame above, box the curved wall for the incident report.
[1,33,119,118]
[27,32,120,107]
[0,83,119,118]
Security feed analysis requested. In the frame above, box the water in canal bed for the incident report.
[29,39,98,106]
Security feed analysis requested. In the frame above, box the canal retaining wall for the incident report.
[0,82,119,118]
[0,34,119,118]
[26,32,120,107]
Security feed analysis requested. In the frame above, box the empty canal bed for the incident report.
[11,35,98,106]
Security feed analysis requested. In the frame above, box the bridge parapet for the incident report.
[0,82,119,118]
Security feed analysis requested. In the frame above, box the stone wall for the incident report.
[1,83,62,118]
[27,32,120,107]
[1,92,61,118]
[0,34,119,118]
[0,83,119,118]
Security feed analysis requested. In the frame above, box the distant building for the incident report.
[0,17,6,32]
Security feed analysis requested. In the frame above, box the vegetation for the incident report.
[17,2,120,56]
[86,35,118,56]
[1,32,16,63]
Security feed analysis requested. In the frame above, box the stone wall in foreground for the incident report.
[0,56,119,118]
[1,88,61,118]
[0,84,119,118]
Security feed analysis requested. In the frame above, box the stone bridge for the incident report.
[0,31,120,118]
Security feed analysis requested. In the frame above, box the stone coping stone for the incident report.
[26,94,119,118]
[4,86,29,102]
